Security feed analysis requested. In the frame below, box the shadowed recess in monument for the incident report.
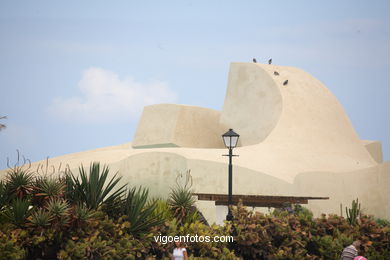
[133,143,179,149]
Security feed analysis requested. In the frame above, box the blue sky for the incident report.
[1,1,389,169]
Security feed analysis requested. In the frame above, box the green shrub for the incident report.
[151,218,236,259]
[57,213,152,260]
[0,229,26,260]
[150,199,173,222]
[1,161,389,259]
[375,218,389,227]
[231,203,390,259]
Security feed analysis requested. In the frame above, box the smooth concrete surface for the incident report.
[133,104,227,149]
[216,206,229,226]
[1,62,389,223]
[362,140,383,163]
[220,63,283,146]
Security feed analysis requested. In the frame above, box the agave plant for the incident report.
[168,185,196,224]
[71,203,96,228]
[120,187,164,235]
[30,208,53,228]
[46,198,70,228]
[65,162,126,211]
[1,198,32,226]
[5,168,34,199]
[32,176,65,206]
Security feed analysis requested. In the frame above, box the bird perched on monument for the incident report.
[253,58,257,63]
[283,80,288,85]
[274,71,279,76]
[268,58,272,64]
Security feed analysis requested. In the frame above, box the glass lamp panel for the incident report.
[230,136,239,148]
[223,136,231,148]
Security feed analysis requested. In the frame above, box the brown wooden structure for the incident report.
[193,193,329,208]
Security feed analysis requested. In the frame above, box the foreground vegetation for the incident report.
[0,161,389,259]
[232,204,389,259]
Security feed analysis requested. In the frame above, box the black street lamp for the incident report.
[222,128,240,221]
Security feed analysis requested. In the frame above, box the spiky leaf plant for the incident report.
[100,196,123,218]
[32,176,65,206]
[5,168,34,199]
[63,171,77,203]
[120,187,164,235]
[46,198,70,228]
[1,198,31,226]
[0,181,10,211]
[65,162,126,211]
[168,185,196,224]
[30,208,53,228]
[72,204,96,228]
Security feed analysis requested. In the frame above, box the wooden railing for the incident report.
[193,193,329,208]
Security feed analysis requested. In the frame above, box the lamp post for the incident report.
[222,128,240,221]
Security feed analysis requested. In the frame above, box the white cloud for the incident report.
[49,67,177,122]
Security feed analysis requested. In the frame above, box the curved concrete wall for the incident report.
[220,63,283,145]
[6,146,387,222]
[258,64,374,162]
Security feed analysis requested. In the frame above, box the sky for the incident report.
[0,1,389,169]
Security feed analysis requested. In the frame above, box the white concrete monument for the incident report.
[2,62,389,223]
